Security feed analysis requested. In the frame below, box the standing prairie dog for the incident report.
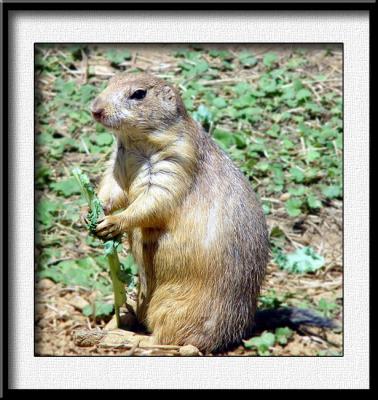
[91,73,270,353]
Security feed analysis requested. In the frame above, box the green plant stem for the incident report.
[72,167,126,328]
[106,247,126,327]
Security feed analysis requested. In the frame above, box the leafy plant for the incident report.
[239,51,258,67]
[34,44,343,356]
[263,52,278,68]
[105,48,132,66]
[275,327,293,345]
[259,289,287,309]
[50,177,81,197]
[243,331,276,355]
[72,168,127,327]
[83,302,114,318]
[275,246,325,274]
[317,298,338,318]
[243,327,294,355]
[36,199,60,229]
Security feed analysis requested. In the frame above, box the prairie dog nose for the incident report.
[91,99,104,121]
[92,108,104,121]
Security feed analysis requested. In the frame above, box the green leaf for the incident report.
[72,168,126,327]
[263,53,278,68]
[243,331,276,355]
[322,185,342,199]
[275,327,293,345]
[103,240,119,256]
[306,149,321,162]
[36,164,51,188]
[307,194,322,209]
[233,94,256,109]
[262,203,271,215]
[192,104,213,126]
[232,82,251,95]
[296,89,312,101]
[208,50,232,60]
[266,124,280,138]
[212,97,228,109]
[259,76,277,93]
[239,51,258,67]
[83,302,114,318]
[40,259,93,287]
[94,132,114,146]
[275,247,325,274]
[270,226,285,239]
[105,48,132,65]
[50,177,81,197]
[288,186,306,196]
[306,102,322,114]
[195,60,209,74]
[318,298,338,318]
[255,161,270,172]
[182,59,209,76]
[259,289,284,309]
[282,86,296,101]
[290,167,305,183]
[36,199,59,228]
[213,129,236,149]
[118,254,139,285]
[234,133,247,149]
[285,198,302,217]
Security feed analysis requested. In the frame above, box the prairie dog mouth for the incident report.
[91,109,122,130]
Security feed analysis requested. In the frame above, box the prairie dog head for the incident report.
[91,73,187,134]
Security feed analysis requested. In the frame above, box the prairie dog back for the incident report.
[92,72,270,352]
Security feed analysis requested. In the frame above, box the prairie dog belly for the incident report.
[131,200,228,334]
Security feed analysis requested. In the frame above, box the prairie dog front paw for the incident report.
[96,215,124,239]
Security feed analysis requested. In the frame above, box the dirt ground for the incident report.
[35,204,342,356]
[35,44,343,356]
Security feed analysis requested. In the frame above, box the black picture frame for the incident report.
[1,0,373,394]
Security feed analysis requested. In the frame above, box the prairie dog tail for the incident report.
[253,307,338,332]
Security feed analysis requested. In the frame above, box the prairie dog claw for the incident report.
[96,215,122,238]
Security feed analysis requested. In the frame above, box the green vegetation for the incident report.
[72,168,127,327]
[243,327,294,356]
[35,44,342,355]
[275,246,325,274]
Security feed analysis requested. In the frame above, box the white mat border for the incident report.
[8,11,369,389]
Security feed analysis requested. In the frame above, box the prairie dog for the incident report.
[91,73,270,353]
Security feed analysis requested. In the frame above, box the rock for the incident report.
[179,344,200,356]
[37,278,55,290]
[68,296,89,311]
[73,329,105,347]
[280,193,290,202]
[35,303,46,317]
[37,318,50,328]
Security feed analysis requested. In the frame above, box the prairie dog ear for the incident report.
[160,85,176,103]
[159,84,187,117]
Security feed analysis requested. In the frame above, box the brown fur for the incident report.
[92,73,270,353]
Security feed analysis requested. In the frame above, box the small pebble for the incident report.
[280,193,290,202]
[69,296,89,311]
[73,328,105,347]
[179,344,200,356]
[37,278,55,290]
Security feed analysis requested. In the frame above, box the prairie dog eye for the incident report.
[129,89,147,100]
